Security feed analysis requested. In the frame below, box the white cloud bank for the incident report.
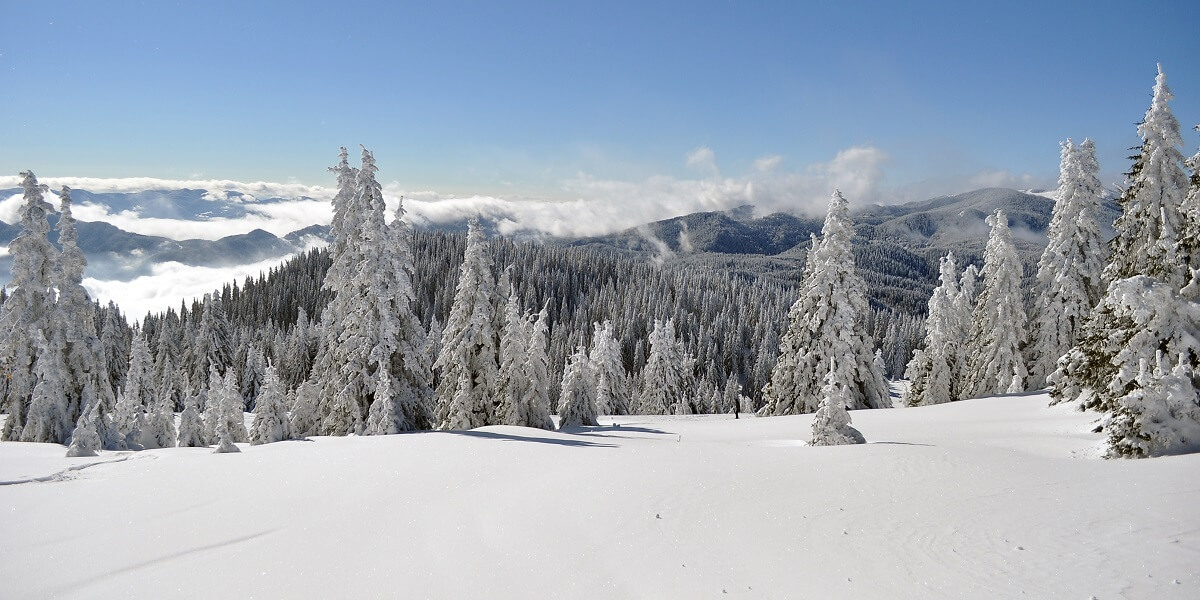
[83,254,310,321]
[1,147,1051,241]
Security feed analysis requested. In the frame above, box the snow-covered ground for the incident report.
[1,391,1197,599]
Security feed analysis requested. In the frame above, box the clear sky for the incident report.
[2,0,1198,203]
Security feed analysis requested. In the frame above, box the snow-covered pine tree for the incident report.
[212,423,240,454]
[589,320,630,416]
[557,347,599,428]
[761,190,888,415]
[155,355,184,425]
[202,371,221,444]
[288,381,322,438]
[1053,66,1198,429]
[66,402,103,457]
[522,305,555,430]
[176,386,207,447]
[215,364,249,443]
[240,344,267,411]
[810,359,866,446]
[302,148,362,432]
[380,178,434,431]
[0,171,59,441]
[964,210,1029,397]
[636,319,683,415]
[110,330,155,449]
[434,218,499,429]
[141,389,177,449]
[950,264,979,395]
[905,252,965,406]
[99,301,130,401]
[495,271,531,426]
[307,147,432,435]
[250,364,292,444]
[187,292,233,389]
[1100,277,1200,457]
[1029,140,1107,389]
[22,331,71,444]
[723,373,742,414]
[55,186,113,441]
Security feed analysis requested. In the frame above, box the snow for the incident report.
[2,391,1198,599]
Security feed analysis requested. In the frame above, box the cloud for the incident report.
[966,170,1044,190]
[68,198,334,241]
[0,175,335,201]
[83,254,300,321]
[685,146,720,178]
[752,155,783,172]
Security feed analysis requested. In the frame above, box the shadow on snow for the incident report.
[439,429,618,448]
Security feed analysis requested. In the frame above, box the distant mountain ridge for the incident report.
[0,186,1119,315]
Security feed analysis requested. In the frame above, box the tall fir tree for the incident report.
[176,386,207,447]
[965,210,1029,397]
[905,252,966,406]
[0,172,59,441]
[636,319,685,415]
[57,186,114,445]
[1029,140,1107,389]
[307,147,433,434]
[251,364,293,444]
[590,320,631,415]
[522,306,555,430]
[761,190,888,415]
[434,219,499,429]
[557,346,599,428]
[495,275,532,426]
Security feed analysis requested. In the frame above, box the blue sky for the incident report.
[2,0,1198,204]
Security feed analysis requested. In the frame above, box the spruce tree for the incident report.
[905,252,965,406]
[216,364,249,443]
[56,186,113,441]
[761,190,888,415]
[65,403,103,457]
[558,347,599,428]
[1029,140,1106,389]
[522,306,555,430]
[965,210,1029,397]
[434,219,499,429]
[636,319,683,415]
[495,275,531,426]
[251,364,293,444]
[22,331,71,444]
[0,171,59,441]
[590,321,630,416]
[1100,278,1200,457]
[176,387,207,447]
[307,147,433,434]
[810,359,866,446]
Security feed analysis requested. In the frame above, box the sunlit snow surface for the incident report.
[1,391,1197,599]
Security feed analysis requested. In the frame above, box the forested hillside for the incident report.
[142,229,926,416]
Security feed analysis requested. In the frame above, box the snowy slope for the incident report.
[1,392,1197,599]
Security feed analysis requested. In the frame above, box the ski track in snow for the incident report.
[0,452,146,486]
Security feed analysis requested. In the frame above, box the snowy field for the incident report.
[1,391,1197,599]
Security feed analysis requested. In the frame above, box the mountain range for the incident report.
[0,186,1119,314]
